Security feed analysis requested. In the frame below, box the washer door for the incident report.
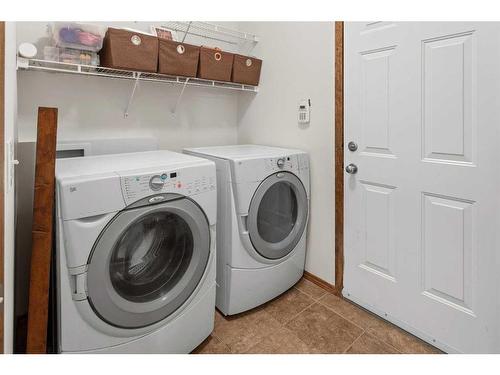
[86,198,210,329]
[247,172,308,260]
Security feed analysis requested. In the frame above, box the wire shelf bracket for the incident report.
[171,77,190,115]
[124,72,141,118]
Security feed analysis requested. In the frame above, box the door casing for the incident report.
[0,21,5,354]
[334,21,344,297]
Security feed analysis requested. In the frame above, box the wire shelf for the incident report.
[17,58,259,93]
[18,57,258,117]
[162,21,259,45]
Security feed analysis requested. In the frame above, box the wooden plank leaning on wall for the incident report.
[0,21,5,354]
[334,21,344,296]
[26,107,59,354]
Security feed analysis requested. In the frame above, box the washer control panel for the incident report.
[120,169,215,205]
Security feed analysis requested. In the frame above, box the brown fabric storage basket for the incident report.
[197,47,234,82]
[158,39,199,77]
[231,55,262,86]
[99,28,158,72]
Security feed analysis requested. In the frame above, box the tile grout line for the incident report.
[318,293,440,353]
[212,333,232,352]
[280,300,321,352]
[263,287,327,353]
[211,313,241,353]
[342,330,366,354]
[281,289,319,326]
[238,289,318,354]
[313,296,409,354]
[293,283,328,301]
[315,294,406,353]
[315,294,368,332]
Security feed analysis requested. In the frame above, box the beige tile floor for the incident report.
[193,277,443,354]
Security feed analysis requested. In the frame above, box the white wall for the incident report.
[16,22,243,147]
[237,22,336,284]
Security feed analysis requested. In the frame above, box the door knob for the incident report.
[345,163,358,174]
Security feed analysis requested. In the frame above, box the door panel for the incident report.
[421,193,474,314]
[422,32,475,164]
[360,46,396,157]
[360,181,396,281]
[345,22,500,353]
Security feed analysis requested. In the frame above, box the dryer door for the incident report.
[247,172,308,260]
[86,197,210,329]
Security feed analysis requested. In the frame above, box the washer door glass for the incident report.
[86,197,210,329]
[247,172,308,260]
[109,211,193,303]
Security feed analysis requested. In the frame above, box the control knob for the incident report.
[149,175,165,191]
[277,158,286,168]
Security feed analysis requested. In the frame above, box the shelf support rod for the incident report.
[124,72,141,118]
[181,21,193,43]
[171,78,190,114]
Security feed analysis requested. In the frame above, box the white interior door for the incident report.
[344,22,500,353]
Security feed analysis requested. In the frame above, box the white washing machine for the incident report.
[55,150,217,353]
[184,145,310,315]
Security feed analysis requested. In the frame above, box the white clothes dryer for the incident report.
[184,145,310,315]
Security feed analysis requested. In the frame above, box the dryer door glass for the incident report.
[257,182,298,243]
[86,197,210,329]
[248,172,308,260]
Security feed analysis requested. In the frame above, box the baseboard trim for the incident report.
[303,271,339,296]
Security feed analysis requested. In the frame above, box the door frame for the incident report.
[0,21,5,353]
[334,21,344,297]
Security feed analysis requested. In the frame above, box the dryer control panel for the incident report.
[120,168,216,206]
[264,155,295,174]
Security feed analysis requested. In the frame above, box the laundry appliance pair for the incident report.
[55,145,309,353]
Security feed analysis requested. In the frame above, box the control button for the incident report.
[177,182,182,188]
[277,158,285,168]
[149,175,165,191]
[161,173,168,180]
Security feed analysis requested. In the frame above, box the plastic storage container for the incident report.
[51,22,106,52]
[43,46,100,66]
[43,46,60,62]
[158,39,199,77]
[59,48,99,66]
